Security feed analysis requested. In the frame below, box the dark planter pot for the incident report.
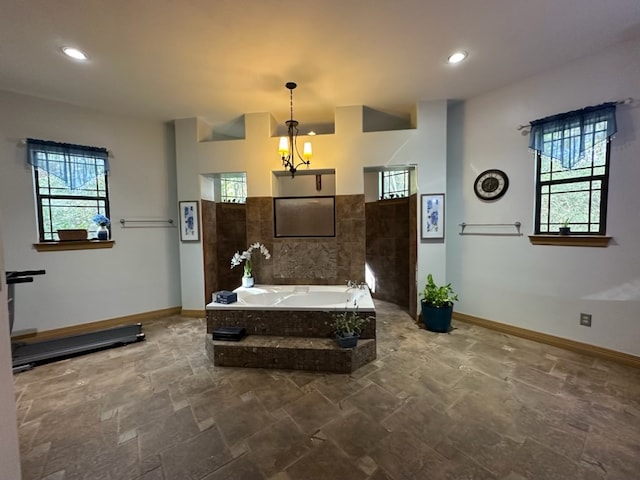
[336,333,359,348]
[421,302,453,333]
[559,227,571,235]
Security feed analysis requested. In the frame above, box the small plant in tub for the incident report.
[328,300,372,348]
[559,218,571,235]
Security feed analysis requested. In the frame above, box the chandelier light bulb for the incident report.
[448,51,467,64]
[62,47,88,60]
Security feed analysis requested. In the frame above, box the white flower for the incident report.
[230,242,271,269]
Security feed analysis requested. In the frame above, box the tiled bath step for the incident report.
[205,334,376,373]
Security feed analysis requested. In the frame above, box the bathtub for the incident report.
[206,284,375,312]
[205,284,377,372]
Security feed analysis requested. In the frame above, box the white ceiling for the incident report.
[1,0,640,131]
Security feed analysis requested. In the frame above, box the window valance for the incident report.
[528,102,617,169]
[26,138,110,190]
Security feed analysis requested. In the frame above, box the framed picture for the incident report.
[274,196,336,237]
[179,201,200,241]
[421,193,445,240]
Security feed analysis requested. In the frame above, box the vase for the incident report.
[421,303,453,333]
[336,333,359,348]
[97,225,109,240]
[242,276,254,288]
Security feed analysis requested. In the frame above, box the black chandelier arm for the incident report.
[280,81,310,178]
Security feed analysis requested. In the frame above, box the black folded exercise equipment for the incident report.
[7,269,145,372]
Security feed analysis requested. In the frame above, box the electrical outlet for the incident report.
[580,313,592,327]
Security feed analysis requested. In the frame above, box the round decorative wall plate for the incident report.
[474,169,509,201]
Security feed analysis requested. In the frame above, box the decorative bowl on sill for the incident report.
[57,229,88,241]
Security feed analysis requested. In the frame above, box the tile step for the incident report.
[205,334,376,373]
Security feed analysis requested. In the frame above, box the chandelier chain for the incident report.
[279,81,311,177]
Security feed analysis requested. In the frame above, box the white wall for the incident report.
[175,101,448,310]
[274,172,336,197]
[447,37,640,356]
[0,218,21,479]
[0,91,181,332]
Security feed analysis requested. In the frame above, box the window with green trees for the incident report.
[27,139,110,242]
[220,173,246,203]
[379,169,409,199]
[535,140,609,234]
[530,103,616,235]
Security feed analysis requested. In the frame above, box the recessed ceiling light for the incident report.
[448,51,467,64]
[62,47,88,60]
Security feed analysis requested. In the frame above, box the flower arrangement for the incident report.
[93,214,111,227]
[230,242,271,277]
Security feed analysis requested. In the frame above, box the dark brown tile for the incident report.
[369,430,446,480]
[245,416,311,477]
[214,394,275,445]
[252,373,304,411]
[343,383,403,422]
[138,406,200,460]
[284,390,343,434]
[160,427,233,480]
[437,420,520,476]
[322,410,390,458]
[285,441,368,480]
[13,302,640,480]
[201,455,265,480]
[510,438,588,480]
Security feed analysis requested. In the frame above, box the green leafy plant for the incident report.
[562,218,570,227]
[329,301,372,337]
[420,274,458,308]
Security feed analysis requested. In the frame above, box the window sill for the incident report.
[528,235,611,247]
[33,240,115,252]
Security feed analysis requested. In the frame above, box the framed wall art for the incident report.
[179,200,200,241]
[274,196,336,237]
[421,193,445,240]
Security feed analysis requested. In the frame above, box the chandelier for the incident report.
[278,82,312,177]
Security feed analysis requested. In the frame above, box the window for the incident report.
[220,173,246,203]
[27,139,110,242]
[379,170,409,199]
[535,141,609,234]
[529,103,616,235]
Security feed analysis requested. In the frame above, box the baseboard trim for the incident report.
[453,312,640,369]
[181,309,206,318]
[12,306,182,341]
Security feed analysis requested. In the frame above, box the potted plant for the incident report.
[420,274,458,333]
[329,302,371,348]
[559,218,571,235]
[93,214,111,240]
[230,242,271,287]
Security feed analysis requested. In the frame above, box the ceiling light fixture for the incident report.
[448,51,467,64]
[62,47,88,60]
[278,82,312,178]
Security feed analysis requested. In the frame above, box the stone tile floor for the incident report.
[14,300,640,479]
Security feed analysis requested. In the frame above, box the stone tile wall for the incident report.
[202,201,247,302]
[207,309,376,339]
[244,195,365,285]
[202,200,218,303]
[203,194,413,310]
[365,197,413,309]
[216,203,247,291]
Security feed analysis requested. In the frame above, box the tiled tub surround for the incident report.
[206,285,376,373]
